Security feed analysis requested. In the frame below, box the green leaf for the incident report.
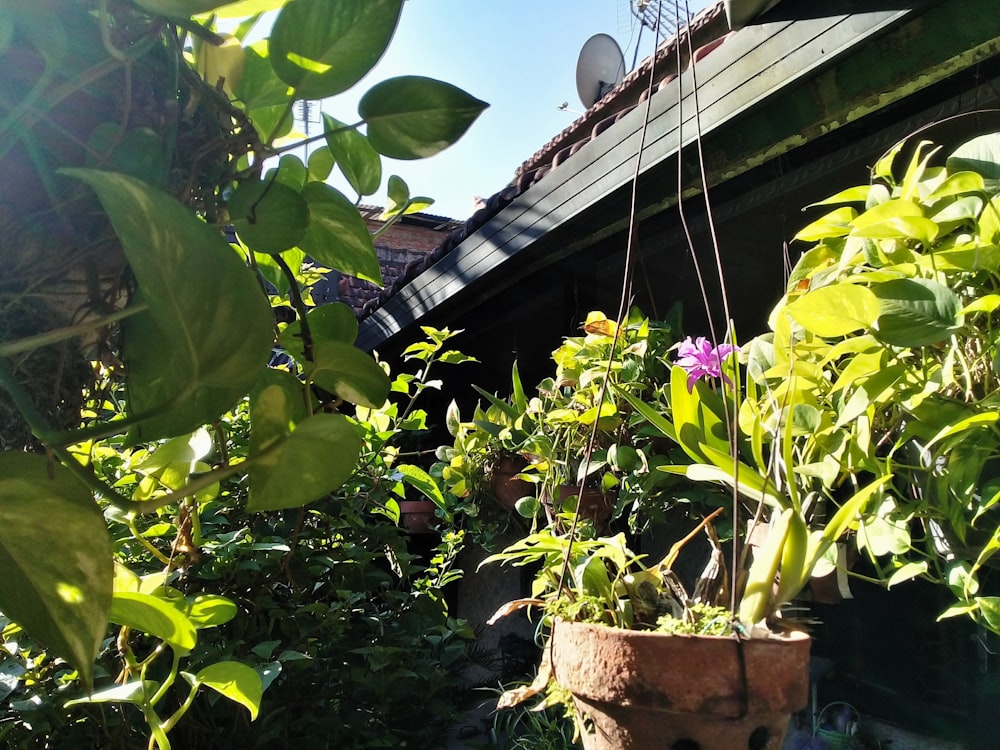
[269,0,403,99]
[360,76,489,160]
[323,113,381,197]
[977,597,1000,633]
[396,465,448,516]
[927,171,986,201]
[739,509,792,625]
[61,169,273,442]
[191,661,263,720]
[270,154,308,192]
[793,207,856,242]
[86,124,166,185]
[279,302,360,362]
[236,43,293,111]
[382,175,411,218]
[871,278,964,347]
[249,369,309,455]
[0,454,112,688]
[229,178,310,254]
[947,133,1000,191]
[66,680,158,707]
[132,0,240,17]
[308,338,391,409]
[887,561,928,588]
[136,429,213,473]
[805,185,870,208]
[298,182,381,283]
[248,413,362,511]
[187,595,238,629]
[783,284,880,338]
[852,216,939,246]
[109,591,197,655]
[307,146,335,182]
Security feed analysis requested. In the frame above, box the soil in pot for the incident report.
[550,619,810,750]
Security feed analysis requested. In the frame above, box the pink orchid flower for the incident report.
[675,336,739,392]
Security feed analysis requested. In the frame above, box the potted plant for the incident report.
[449,309,682,531]
[480,129,1000,748]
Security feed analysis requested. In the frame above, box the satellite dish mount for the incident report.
[576,33,626,109]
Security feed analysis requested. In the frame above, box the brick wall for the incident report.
[333,209,461,314]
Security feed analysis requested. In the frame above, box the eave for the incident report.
[357,0,1000,352]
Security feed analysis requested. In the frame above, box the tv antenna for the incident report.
[629,0,684,36]
[293,100,322,156]
[575,33,626,109]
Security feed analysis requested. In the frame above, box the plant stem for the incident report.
[0,303,148,357]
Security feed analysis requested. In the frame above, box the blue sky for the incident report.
[308,0,712,220]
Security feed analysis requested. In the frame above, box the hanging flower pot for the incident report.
[544,485,615,530]
[398,500,439,535]
[490,455,533,511]
[550,619,811,750]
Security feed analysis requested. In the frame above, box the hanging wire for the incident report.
[553,0,668,602]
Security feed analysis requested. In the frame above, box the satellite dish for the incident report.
[576,33,626,108]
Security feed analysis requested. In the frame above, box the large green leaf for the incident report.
[872,278,964,347]
[360,76,489,160]
[108,591,197,655]
[269,0,403,99]
[0,454,112,688]
[323,113,381,197]
[783,284,880,338]
[236,43,294,112]
[308,338,391,408]
[793,207,856,243]
[947,133,1000,191]
[186,594,238,629]
[279,302,360,363]
[190,661,263,720]
[298,182,381,283]
[132,0,241,17]
[229,178,310,254]
[248,413,362,511]
[62,170,273,442]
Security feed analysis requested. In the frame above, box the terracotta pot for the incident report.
[397,500,439,534]
[490,456,532,511]
[553,485,615,528]
[550,619,810,750]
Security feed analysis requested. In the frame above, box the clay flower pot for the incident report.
[490,455,533,511]
[545,485,615,530]
[550,619,810,750]
[397,500,439,535]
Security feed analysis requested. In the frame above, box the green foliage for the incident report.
[0,0,487,746]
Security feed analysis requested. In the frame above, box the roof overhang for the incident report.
[358,0,1000,352]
